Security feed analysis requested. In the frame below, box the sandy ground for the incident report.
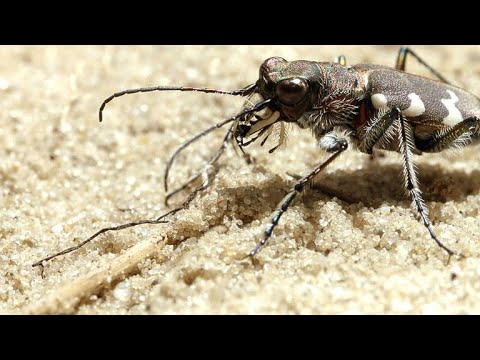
[1,45,480,314]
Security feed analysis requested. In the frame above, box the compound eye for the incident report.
[275,78,308,106]
[264,57,287,69]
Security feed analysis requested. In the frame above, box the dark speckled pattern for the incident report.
[359,65,480,128]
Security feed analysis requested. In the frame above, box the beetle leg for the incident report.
[248,136,348,257]
[359,108,397,154]
[396,47,451,84]
[415,116,480,153]
[397,113,455,259]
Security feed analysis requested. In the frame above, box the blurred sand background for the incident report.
[1,45,480,314]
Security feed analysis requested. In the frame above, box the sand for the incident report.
[1,45,480,314]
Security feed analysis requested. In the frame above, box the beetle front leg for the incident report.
[248,136,348,257]
[359,108,397,154]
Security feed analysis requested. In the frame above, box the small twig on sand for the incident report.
[24,237,165,314]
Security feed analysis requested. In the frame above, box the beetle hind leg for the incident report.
[415,116,480,153]
[396,47,451,85]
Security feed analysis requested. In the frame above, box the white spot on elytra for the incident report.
[371,93,388,109]
[402,93,425,117]
[441,90,463,126]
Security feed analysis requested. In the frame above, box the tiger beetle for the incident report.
[33,47,480,267]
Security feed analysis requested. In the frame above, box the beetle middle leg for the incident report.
[359,107,457,259]
[248,136,348,257]
[397,112,456,259]
[396,47,451,84]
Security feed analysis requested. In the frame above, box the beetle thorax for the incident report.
[297,63,365,139]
